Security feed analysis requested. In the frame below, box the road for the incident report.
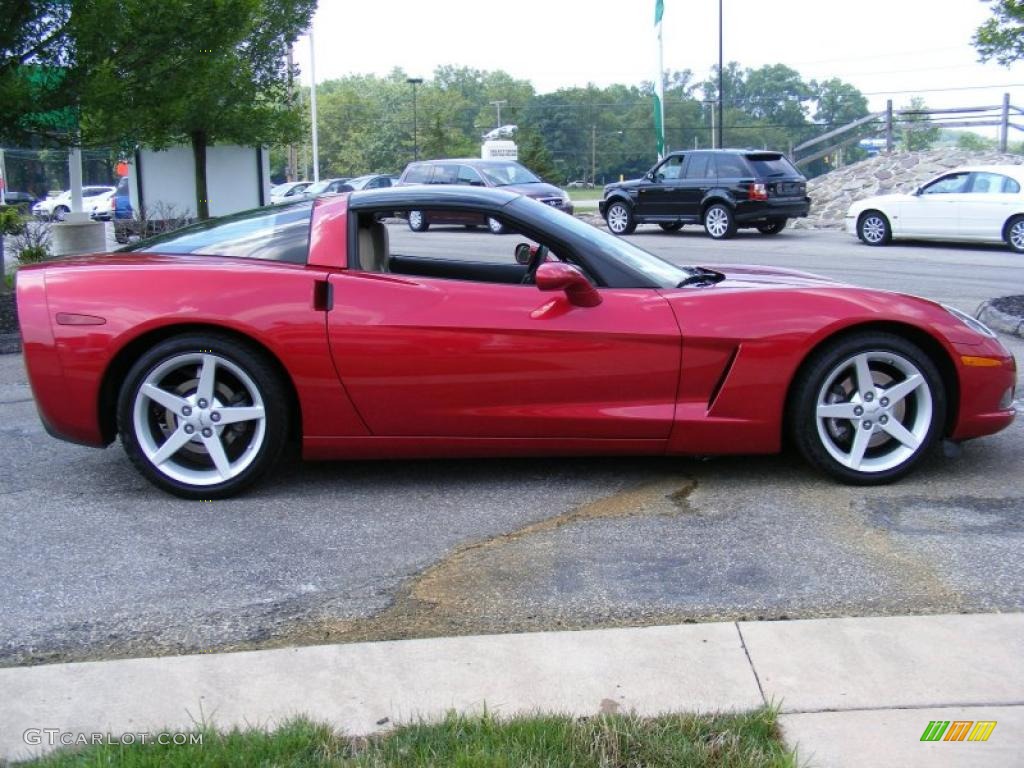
[0,227,1021,667]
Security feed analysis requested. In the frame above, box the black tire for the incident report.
[408,210,429,232]
[659,222,684,232]
[857,210,891,246]
[1003,215,1024,253]
[487,217,508,235]
[117,333,290,499]
[53,205,69,222]
[790,332,946,485]
[703,203,736,240]
[464,224,480,230]
[604,200,636,235]
[757,219,787,235]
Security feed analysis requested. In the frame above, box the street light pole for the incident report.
[308,29,319,182]
[407,77,423,161]
[717,0,724,150]
[489,100,507,130]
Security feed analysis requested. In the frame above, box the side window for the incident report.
[1004,176,1021,193]
[403,164,433,184]
[713,154,747,178]
[656,155,685,181]
[457,165,485,186]
[971,172,1019,194]
[922,173,969,195]
[431,164,460,184]
[684,154,711,179]
[116,177,130,194]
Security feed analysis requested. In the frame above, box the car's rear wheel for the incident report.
[659,222,684,232]
[791,333,945,485]
[703,203,736,239]
[117,334,289,499]
[1004,215,1024,253]
[857,211,891,246]
[757,218,787,235]
[408,210,429,232]
[487,217,507,235]
[605,201,636,235]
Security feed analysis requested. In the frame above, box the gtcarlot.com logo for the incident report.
[23,729,203,747]
[920,720,997,743]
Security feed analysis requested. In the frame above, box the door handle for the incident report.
[313,279,333,312]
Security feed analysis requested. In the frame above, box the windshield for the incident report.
[477,162,541,187]
[304,180,330,195]
[508,196,688,288]
[745,154,800,178]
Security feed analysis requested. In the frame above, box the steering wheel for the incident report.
[520,244,549,284]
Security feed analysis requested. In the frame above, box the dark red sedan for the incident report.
[16,186,1016,498]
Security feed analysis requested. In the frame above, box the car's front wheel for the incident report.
[604,201,636,235]
[1004,215,1024,253]
[408,210,429,232]
[703,203,736,239]
[857,211,891,246]
[791,332,945,485]
[757,218,787,235]
[117,334,289,499]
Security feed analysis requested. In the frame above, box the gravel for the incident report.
[991,294,1024,318]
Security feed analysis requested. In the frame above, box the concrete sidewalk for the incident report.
[1,613,1021,766]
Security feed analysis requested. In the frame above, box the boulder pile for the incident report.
[793,149,1024,229]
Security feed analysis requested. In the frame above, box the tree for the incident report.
[72,0,315,219]
[974,0,1024,65]
[899,97,940,151]
[0,0,75,144]
[956,131,995,150]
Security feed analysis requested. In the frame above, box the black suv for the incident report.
[599,149,810,239]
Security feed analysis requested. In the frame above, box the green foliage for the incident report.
[21,709,796,767]
[16,244,49,263]
[900,96,941,151]
[974,0,1024,65]
[0,1,75,144]
[956,131,996,150]
[0,205,25,236]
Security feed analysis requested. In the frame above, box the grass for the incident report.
[20,708,797,768]
[567,188,604,202]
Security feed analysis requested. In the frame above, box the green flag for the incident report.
[654,0,665,158]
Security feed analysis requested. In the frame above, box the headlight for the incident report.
[944,304,997,338]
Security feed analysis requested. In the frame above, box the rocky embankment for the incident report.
[794,149,1024,229]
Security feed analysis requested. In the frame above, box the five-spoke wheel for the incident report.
[118,334,289,498]
[792,333,945,484]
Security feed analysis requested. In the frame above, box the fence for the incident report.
[792,94,1022,168]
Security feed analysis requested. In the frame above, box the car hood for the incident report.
[693,263,843,289]
[501,182,566,199]
[605,178,646,193]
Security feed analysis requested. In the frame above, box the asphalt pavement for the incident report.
[0,229,1021,668]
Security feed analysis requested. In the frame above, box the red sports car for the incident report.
[16,187,1017,498]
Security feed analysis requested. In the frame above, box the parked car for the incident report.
[600,149,810,239]
[270,181,313,204]
[32,185,116,221]
[847,165,1024,253]
[337,174,399,192]
[1,190,37,211]
[397,158,573,233]
[15,186,1015,498]
[87,189,117,220]
[298,178,351,199]
[111,177,135,244]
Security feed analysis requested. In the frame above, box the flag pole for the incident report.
[654,0,665,160]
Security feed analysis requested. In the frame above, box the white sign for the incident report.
[481,140,518,160]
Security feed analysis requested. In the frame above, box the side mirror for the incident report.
[646,171,656,182]
[514,242,534,265]
[535,262,601,307]
[915,186,924,196]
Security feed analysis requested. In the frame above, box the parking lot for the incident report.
[1,227,1021,668]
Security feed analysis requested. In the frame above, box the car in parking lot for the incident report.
[32,185,116,221]
[600,149,810,239]
[847,165,1024,253]
[15,186,1016,498]
[337,174,399,192]
[270,181,313,204]
[296,178,351,199]
[397,158,573,233]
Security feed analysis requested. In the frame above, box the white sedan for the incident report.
[31,186,115,221]
[846,165,1024,253]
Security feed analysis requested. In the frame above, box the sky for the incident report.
[293,0,1024,139]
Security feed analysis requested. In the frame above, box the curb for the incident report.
[0,332,20,354]
[976,300,1024,339]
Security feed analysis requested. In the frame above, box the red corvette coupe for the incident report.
[16,187,1016,498]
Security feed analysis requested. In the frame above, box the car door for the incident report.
[677,152,713,218]
[896,172,969,237]
[959,171,1020,239]
[325,270,681,440]
[637,155,685,216]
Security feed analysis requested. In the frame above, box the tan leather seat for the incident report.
[358,221,389,272]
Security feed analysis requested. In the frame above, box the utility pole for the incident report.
[286,45,298,181]
[407,77,423,161]
[591,125,597,185]
[489,100,507,130]
[308,29,319,181]
[717,0,724,150]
